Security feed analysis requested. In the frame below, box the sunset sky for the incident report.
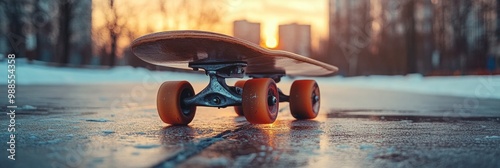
[92,0,329,51]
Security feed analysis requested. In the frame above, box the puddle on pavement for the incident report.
[327,109,500,122]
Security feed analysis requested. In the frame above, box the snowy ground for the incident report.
[1,58,500,99]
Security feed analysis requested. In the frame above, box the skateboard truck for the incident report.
[155,59,318,125]
[184,60,247,108]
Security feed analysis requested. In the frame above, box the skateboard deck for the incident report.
[131,30,338,76]
[132,30,334,125]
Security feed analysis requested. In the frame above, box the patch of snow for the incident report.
[0,58,204,85]
[19,105,37,110]
[92,158,104,164]
[290,74,500,99]
[85,118,110,122]
[336,144,350,149]
[314,130,324,134]
[359,144,375,150]
[400,120,413,123]
[44,139,62,144]
[102,130,115,134]
[484,136,500,139]
[134,144,161,149]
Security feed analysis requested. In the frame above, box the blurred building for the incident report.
[278,23,311,57]
[328,0,499,76]
[233,20,261,45]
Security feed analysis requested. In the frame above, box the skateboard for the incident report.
[131,30,338,125]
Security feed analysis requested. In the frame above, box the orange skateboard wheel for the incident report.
[289,80,320,119]
[233,80,247,116]
[157,81,196,125]
[242,78,279,124]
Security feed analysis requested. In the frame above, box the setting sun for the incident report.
[265,37,278,48]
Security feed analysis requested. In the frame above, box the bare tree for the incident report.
[106,0,119,66]
[157,0,225,31]
[33,0,56,62]
[92,0,226,67]
[55,0,72,65]
[497,0,500,43]
[93,0,128,66]
[417,0,435,74]
[0,0,7,56]
[472,0,493,70]
[4,0,27,56]
[451,0,472,72]
[403,0,417,74]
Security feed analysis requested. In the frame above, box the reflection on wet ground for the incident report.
[1,84,499,167]
[329,109,500,122]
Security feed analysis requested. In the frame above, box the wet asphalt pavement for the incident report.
[1,81,500,168]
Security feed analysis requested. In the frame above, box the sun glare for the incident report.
[265,37,278,48]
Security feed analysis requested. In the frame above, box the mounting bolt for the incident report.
[212,97,221,105]
[268,95,277,106]
[235,87,243,94]
[313,95,319,103]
